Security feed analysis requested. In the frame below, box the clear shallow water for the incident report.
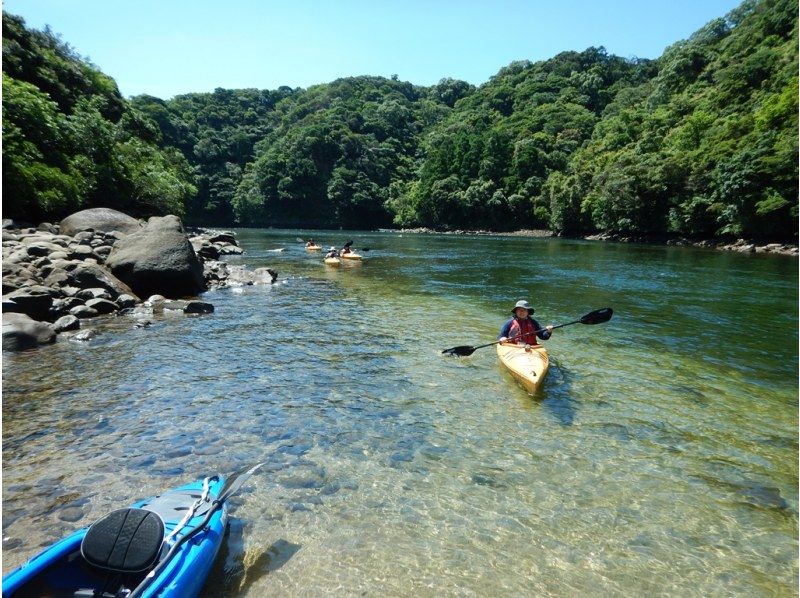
[3,230,797,596]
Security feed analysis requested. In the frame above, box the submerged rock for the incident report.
[184,300,214,315]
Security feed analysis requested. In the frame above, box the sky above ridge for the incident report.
[5,0,743,99]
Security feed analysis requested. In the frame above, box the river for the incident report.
[3,230,797,596]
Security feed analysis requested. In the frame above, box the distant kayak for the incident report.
[306,245,322,251]
[3,476,228,598]
[324,257,341,266]
[496,343,549,394]
[340,252,362,260]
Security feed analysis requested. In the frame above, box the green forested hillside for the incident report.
[395,0,797,238]
[3,0,797,239]
[2,13,197,222]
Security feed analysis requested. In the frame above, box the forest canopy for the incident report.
[3,0,797,240]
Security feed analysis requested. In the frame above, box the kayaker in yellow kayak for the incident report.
[499,300,554,345]
[305,239,316,248]
[324,246,340,258]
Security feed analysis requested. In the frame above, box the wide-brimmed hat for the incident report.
[511,300,534,315]
[329,246,336,250]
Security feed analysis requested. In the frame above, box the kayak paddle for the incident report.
[441,307,613,357]
[129,462,264,598]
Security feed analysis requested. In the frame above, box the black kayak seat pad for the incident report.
[81,508,165,573]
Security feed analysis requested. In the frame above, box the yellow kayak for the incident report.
[340,252,362,260]
[324,257,341,266]
[306,245,322,251]
[496,343,549,394]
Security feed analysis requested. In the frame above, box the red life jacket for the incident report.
[509,317,538,345]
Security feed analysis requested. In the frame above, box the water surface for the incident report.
[3,231,797,596]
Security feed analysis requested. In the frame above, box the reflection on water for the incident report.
[3,230,798,596]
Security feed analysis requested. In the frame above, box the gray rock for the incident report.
[5,287,55,320]
[184,301,214,315]
[219,244,244,255]
[60,208,142,237]
[37,222,59,234]
[85,298,118,314]
[106,215,205,298]
[3,278,25,295]
[2,313,56,351]
[163,300,189,311]
[32,257,52,271]
[44,269,70,288]
[72,329,96,342]
[48,251,69,261]
[65,263,138,300]
[53,297,85,313]
[208,232,237,244]
[2,231,19,242]
[26,243,58,257]
[73,231,95,245]
[116,294,137,309]
[146,294,166,306]
[67,245,99,261]
[53,315,80,332]
[76,288,112,301]
[254,268,278,283]
[70,305,99,319]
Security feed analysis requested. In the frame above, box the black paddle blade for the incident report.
[442,345,476,357]
[217,462,264,503]
[580,307,613,325]
[344,240,354,248]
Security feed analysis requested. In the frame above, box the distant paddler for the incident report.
[324,246,341,266]
[305,238,321,251]
[340,240,363,260]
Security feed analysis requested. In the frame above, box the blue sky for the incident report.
[5,0,743,99]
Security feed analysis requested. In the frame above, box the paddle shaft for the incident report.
[469,330,543,351]
[129,463,263,598]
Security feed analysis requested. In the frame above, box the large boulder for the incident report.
[59,208,141,237]
[105,216,205,299]
[2,313,56,351]
[65,263,138,301]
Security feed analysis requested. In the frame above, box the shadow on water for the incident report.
[505,357,578,426]
[540,359,578,426]
[206,518,301,596]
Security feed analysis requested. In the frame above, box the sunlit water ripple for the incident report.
[3,230,797,596]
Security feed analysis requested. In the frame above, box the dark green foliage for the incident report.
[227,76,453,228]
[394,0,797,239]
[2,12,196,222]
[4,0,797,240]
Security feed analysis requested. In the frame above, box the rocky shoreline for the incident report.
[385,228,798,256]
[2,208,277,351]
